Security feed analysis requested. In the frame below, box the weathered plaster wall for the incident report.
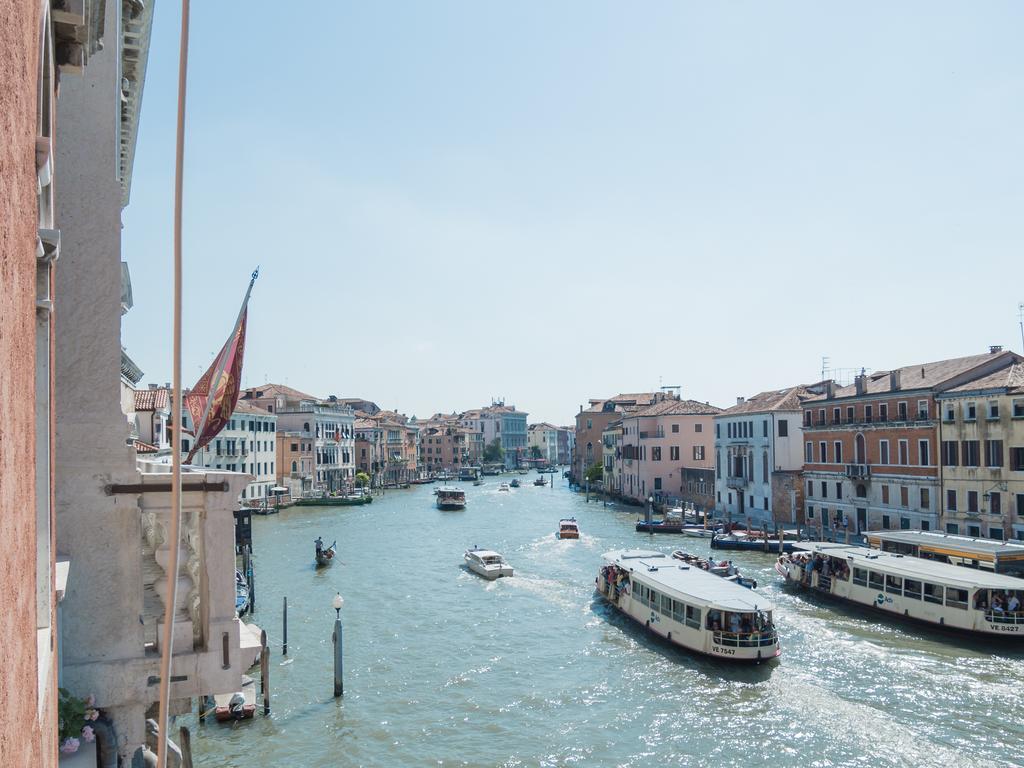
[0,2,57,765]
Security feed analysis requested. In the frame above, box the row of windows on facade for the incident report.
[806,483,1024,518]
[804,436,1024,469]
[716,449,770,482]
[240,481,276,499]
[718,491,770,512]
[804,437,936,466]
[806,504,1024,542]
[300,422,354,440]
[719,419,789,439]
[209,461,274,476]
[618,445,705,461]
[205,438,275,456]
[803,398,1024,427]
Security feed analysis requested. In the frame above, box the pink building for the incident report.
[617,398,722,508]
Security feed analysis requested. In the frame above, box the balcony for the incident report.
[726,476,748,490]
[845,463,871,479]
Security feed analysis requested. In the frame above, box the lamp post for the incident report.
[646,495,654,533]
[332,592,344,697]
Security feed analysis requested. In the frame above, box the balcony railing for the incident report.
[726,476,748,490]
[805,413,933,429]
[845,463,871,479]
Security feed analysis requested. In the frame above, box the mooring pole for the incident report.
[332,592,344,697]
[282,596,288,656]
[260,629,270,715]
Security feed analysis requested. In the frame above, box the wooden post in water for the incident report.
[585,478,590,502]
[762,522,769,552]
[778,522,785,553]
[282,596,288,656]
[179,726,193,768]
[260,629,270,715]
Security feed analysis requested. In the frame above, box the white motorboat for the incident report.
[464,547,513,580]
[682,525,714,538]
[498,482,511,492]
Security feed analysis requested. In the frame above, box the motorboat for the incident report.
[682,525,714,539]
[498,482,511,492]
[598,549,780,662]
[464,547,513,579]
[557,518,580,539]
[672,550,757,589]
[533,476,547,486]
[436,487,467,510]
[314,538,337,567]
[509,478,521,488]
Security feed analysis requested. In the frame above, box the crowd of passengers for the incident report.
[974,589,1022,615]
[705,609,773,636]
[788,552,850,585]
[600,565,631,599]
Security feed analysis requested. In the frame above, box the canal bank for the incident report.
[182,480,1024,767]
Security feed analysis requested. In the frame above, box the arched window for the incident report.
[303,422,310,433]
[291,460,297,472]
[856,484,867,498]
[855,433,866,464]
[586,442,593,464]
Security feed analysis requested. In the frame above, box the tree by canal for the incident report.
[483,438,504,463]
[355,471,370,488]
[584,463,603,483]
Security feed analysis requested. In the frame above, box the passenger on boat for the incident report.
[315,536,324,554]
[1010,593,1021,613]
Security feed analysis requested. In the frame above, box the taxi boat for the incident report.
[597,550,780,662]
[435,487,467,510]
[776,542,1024,637]
[557,518,580,539]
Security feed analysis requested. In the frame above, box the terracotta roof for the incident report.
[720,384,825,415]
[529,422,559,431]
[134,388,169,411]
[943,361,1024,394]
[354,418,378,429]
[580,392,662,414]
[242,383,319,403]
[628,398,723,418]
[806,351,1022,402]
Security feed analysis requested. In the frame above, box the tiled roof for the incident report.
[134,388,169,411]
[242,383,319,403]
[944,361,1024,394]
[581,392,661,414]
[354,418,379,430]
[629,398,723,418]
[720,384,824,415]
[529,422,559,431]
[234,400,273,416]
[806,351,1022,401]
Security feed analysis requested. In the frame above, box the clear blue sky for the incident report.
[123,2,1022,425]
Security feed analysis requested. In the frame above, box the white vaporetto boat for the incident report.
[597,550,780,662]
[436,487,467,510]
[498,482,510,492]
[777,542,1024,637]
[465,547,513,580]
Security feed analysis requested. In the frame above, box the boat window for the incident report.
[868,571,884,590]
[946,587,968,610]
[885,575,903,595]
[923,582,944,605]
[706,609,723,631]
[685,604,702,630]
[672,600,685,624]
[852,567,868,587]
[903,579,922,600]
[660,594,673,616]
[648,589,659,609]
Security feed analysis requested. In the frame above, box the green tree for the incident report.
[529,445,542,460]
[584,463,603,483]
[355,471,370,488]
[483,438,504,463]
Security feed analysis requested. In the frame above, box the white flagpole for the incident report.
[157,1,189,765]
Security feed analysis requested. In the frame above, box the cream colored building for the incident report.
[936,359,1024,541]
[528,423,559,463]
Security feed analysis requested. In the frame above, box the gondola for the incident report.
[315,538,337,567]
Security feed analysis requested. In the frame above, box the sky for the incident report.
[122,2,1023,425]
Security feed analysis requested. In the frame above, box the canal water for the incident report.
[183,479,1024,767]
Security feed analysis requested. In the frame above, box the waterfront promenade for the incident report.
[185,481,1024,767]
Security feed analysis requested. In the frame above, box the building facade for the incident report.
[187,400,278,505]
[802,350,1021,537]
[556,426,574,466]
[277,430,315,498]
[572,393,661,483]
[528,423,560,463]
[936,361,1024,540]
[617,397,722,507]
[714,384,825,528]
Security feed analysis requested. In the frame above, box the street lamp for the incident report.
[332,592,344,697]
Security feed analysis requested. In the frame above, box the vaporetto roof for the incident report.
[796,543,1024,589]
[603,550,774,612]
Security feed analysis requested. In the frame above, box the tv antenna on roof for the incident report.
[1018,302,1023,352]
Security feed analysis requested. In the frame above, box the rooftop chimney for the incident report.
[990,345,1003,354]
[825,381,836,399]
[736,396,745,405]
[854,373,866,395]
[889,370,901,391]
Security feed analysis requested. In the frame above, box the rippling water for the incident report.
[182,479,1024,767]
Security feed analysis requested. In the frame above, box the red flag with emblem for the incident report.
[184,270,258,463]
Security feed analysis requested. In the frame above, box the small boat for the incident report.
[295,493,372,507]
[557,518,580,539]
[509,478,521,488]
[711,532,797,553]
[517,468,529,475]
[498,482,510,492]
[682,525,714,539]
[464,547,513,579]
[213,675,257,722]
[533,477,547,486]
[636,520,687,534]
[473,478,484,486]
[315,538,337,567]
[235,570,250,614]
[672,550,757,589]
[436,486,467,510]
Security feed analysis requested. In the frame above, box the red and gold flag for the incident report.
[184,270,257,463]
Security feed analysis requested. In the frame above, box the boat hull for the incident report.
[712,537,796,553]
[295,495,372,507]
[466,560,513,579]
[635,522,687,534]
[437,502,466,511]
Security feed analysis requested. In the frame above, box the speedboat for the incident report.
[509,478,521,488]
[498,482,510,492]
[672,550,757,589]
[464,547,513,579]
[557,518,580,539]
[533,476,547,486]
[682,525,714,538]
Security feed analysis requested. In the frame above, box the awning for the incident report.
[270,486,289,493]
